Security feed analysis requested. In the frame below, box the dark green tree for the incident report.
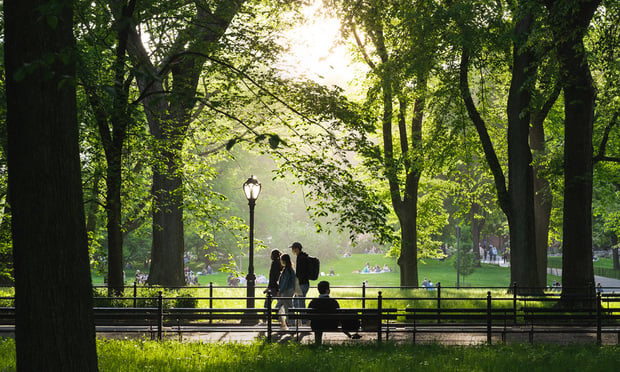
[4,0,98,369]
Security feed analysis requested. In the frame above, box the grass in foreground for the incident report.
[1,338,619,372]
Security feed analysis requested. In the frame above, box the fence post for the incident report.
[596,291,602,346]
[267,290,272,343]
[436,282,441,323]
[209,282,213,325]
[377,291,383,344]
[157,291,163,341]
[512,282,517,324]
[487,291,492,345]
[362,281,366,309]
[133,281,137,308]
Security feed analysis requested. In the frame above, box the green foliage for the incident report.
[453,248,476,280]
[91,287,197,309]
[0,287,15,307]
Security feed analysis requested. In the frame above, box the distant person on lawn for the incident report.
[308,280,361,345]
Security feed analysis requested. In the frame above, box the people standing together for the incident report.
[257,242,363,341]
[262,242,315,330]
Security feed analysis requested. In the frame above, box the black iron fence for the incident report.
[1,283,620,345]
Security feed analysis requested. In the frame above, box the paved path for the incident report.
[547,267,620,293]
[482,258,620,292]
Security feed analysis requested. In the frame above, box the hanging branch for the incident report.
[594,110,620,163]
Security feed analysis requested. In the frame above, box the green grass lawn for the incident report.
[548,255,618,270]
[83,253,564,310]
[96,253,562,290]
[1,338,618,372]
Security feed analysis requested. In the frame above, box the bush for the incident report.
[91,286,197,309]
[0,288,14,307]
[174,292,198,308]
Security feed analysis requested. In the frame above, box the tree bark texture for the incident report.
[506,11,540,292]
[5,0,98,370]
[530,85,560,288]
[545,0,600,302]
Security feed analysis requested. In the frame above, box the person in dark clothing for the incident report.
[308,281,361,345]
[291,242,310,311]
[264,249,282,309]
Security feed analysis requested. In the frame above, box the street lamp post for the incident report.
[243,175,261,309]
[456,224,461,289]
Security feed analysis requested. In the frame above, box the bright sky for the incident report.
[278,1,364,91]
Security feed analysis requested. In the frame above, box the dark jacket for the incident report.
[267,260,282,293]
[308,295,340,331]
[295,251,310,285]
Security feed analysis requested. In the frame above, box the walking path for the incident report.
[547,267,620,293]
[482,258,620,292]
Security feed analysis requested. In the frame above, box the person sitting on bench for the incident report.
[308,280,361,345]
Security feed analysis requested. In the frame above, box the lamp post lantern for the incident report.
[243,175,261,309]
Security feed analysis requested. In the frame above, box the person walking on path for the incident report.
[276,253,296,330]
[264,249,282,309]
[291,242,310,311]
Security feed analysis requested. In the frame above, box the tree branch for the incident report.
[594,110,619,163]
[459,47,510,217]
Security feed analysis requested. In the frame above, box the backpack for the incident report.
[307,255,320,280]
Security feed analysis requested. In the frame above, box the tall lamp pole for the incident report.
[243,175,261,309]
[456,224,461,289]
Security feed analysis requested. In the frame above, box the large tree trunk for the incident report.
[147,147,185,286]
[506,11,540,293]
[105,148,124,294]
[460,16,540,294]
[398,200,419,287]
[545,0,600,303]
[530,86,560,288]
[5,0,98,370]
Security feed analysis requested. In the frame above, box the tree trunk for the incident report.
[545,0,600,303]
[530,85,560,288]
[398,200,419,287]
[612,234,619,270]
[459,12,540,294]
[5,0,98,370]
[105,148,124,295]
[506,11,540,293]
[147,147,186,286]
[126,1,246,286]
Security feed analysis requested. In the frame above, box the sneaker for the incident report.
[280,324,289,331]
[351,334,362,339]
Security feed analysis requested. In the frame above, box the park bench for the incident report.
[0,306,15,334]
[289,307,398,343]
[163,307,273,337]
[404,307,516,344]
[521,304,620,343]
[93,307,160,338]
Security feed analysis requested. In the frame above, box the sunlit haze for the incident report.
[278,2,364,91]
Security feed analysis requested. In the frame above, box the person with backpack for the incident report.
[290,242,314,320]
